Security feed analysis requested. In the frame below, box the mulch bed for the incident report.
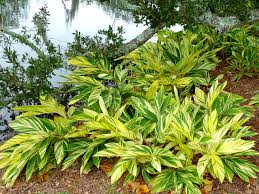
[208,63,259,194]
[0,64,258,194]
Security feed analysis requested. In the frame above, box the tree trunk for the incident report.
[114,23,166,58]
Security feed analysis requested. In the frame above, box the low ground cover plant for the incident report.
[0,28,258,193]
[64,54,136,114]
[223,24,259,79]
[0,81,258,193]
[185,24,259,80]
[121,29,220,96]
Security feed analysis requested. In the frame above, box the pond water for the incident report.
[0,0,147,136]
[0,0,148,85]
[0,0,146,42]
[0,0,147,73]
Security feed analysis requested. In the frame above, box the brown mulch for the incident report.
[0,64,259,194]
[208,63,259,194]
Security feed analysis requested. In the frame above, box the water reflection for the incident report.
[93,0,133,23]
[0,0,146,91]
[0,0,29,29]
[62,0,80,25]
[0,0,135,29]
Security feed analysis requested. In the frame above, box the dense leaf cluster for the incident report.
[66,25,125,60]
[0,6,64,107]
[0,28,258,193]
[223,25,259,79]
[0,41,63,106]
[113,0,257,27]
[209,0,256,20]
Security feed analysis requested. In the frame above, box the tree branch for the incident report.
[114,23,166,57]
[0,29,44,56]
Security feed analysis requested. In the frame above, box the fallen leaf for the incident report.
[136,184,150,194]
[37,173,49,182]
[127,181,139,190]
[127,181,150,194]
[100,161,114,174]
[201,184,213,194]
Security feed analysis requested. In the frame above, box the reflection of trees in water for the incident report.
[62,0,133,25]
[61,0,80,25]
[0,0,29,29]
[83,0,133,23]
[0,0,133,29]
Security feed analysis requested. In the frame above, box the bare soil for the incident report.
[0,64,258,194]
[208,63,259,194]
